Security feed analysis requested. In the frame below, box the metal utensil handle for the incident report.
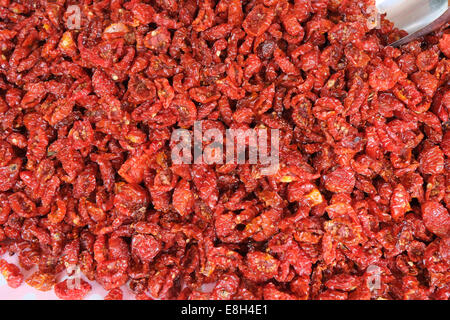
[390,8,450,47]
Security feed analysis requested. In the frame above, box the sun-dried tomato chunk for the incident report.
[0,260,23,288]
[54,279,92,300]
[421,201,450,237]
[242,4,275,37]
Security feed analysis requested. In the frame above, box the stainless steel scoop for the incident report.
[376,0,450,46]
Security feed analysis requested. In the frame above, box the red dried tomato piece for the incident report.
[324,217,363,246]
[144,28,171,53]
[118,153,150,184]
[0,141,13,167]
[131,234,161,263]
[416,48,439,71]
[113,183,149,218]
[104,288,123,300]
[325,274,361,292]
[8,192,38,218]
[323,167,355,194]
[328,22,364,44]
[0,260,23,288]
[155,78,175,108]
[127,74,156,104]
[438,33,450,57]
[419,146,444,175]
[131,3,155,24]
[263,283,296,300]
[92,69,118,98]
[172,179,194,216]
[25,271,56,291]
[192,0,214,32]
[421,201,450,237]
[242,4,275,37]
[211,273,240,300]
[54,279,92,300]
[318,289,348,300]
[411,71,438,97]
[171,95,197,128]
[390,183,410,222]
[0,158,20,192]
[393,79,422,107]
[369,64,396,91]
[243,252,279,282]
[96,259,129,290]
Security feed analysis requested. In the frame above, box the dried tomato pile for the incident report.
[0,0,449,300]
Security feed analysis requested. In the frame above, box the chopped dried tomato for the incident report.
[0,0,447,301]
